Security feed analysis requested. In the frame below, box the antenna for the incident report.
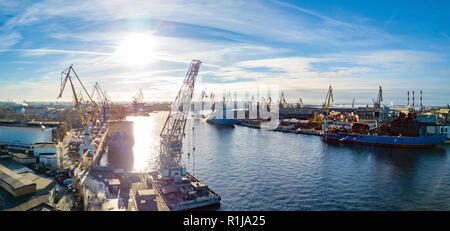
[407,91,409,106]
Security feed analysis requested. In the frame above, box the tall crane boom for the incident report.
[159,59,201,182]
[58,65,85,125]
[91,82,108,106]
[374,86,383,127]
[58,65,99,125]
[279,91,288,109]
[297,98,303,108]
[322,85,334,115]
[321,86,334,133]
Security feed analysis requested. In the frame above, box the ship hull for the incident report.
[324,133,446,148]
[106,142,134,169]
[205,118,235,127]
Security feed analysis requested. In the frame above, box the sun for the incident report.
[114,33,157,65]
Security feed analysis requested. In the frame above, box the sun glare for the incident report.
[114,33,157,65]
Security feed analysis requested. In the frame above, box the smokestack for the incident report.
[412,91,415,106]
[420,90,423,107]
[407,91,409,106]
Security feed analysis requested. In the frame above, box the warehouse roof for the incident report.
[0,164,36,197]
[34,143,56,149]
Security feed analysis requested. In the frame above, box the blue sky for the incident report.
[0,0,449,106]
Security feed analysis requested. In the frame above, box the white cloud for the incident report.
[0,32,22,49]
[0,1,448,105]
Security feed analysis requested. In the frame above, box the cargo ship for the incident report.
[106,121,134,169]
[150,172,221,211]
[205,108,235,127]
[205,117,235,127]
[324,133,446,148]
[324,112,447,147]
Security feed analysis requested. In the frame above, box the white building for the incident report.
[39,153,57,167]
[34,143,56,157]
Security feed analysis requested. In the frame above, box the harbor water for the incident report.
[109,111,450,210]
[0,126,53,146]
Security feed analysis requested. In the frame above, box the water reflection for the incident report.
[126,115,161,172]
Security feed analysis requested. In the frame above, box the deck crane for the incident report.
[321,86,334,132]
[58,65,98,126]
[158,59,201,183]
[373,86,383,127]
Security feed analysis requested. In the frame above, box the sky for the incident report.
[0,0,449,106]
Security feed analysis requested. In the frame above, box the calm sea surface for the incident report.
[1,113,449,210]
[105,111,450,210]
[0,126,53,146]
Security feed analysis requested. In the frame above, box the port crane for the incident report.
[58,65,98,126]
[91,82,110,122]
[279,91,288,109]
[373,86,383,127]
[132,88,144,113]
[321,86,334,132]
[158,59,201,183]
[133,89,144,104]
[91,82,109,105]
[263,97,272,112]
[201,90,208,112]
[209,92,216,112]
[296,98,303,108]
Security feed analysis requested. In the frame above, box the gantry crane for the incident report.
[58,65,98,126]
[321,86,334,132]
[158,59,201,183]
[373,86,383,127]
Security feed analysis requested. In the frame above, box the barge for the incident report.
[151,172,221,211]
